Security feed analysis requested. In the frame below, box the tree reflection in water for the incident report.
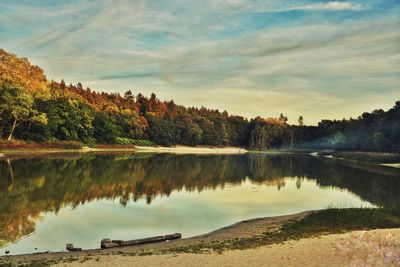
[0,152,399,247]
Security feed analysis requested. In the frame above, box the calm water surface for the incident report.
[1,152,399,255]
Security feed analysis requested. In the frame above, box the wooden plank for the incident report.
[101,233,182,249]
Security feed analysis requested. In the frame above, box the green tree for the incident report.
[36,97,94,144]
[373,132,390,152]
[182,123,202,145]
[0,86,47,140]
[146,113,175,146]
[93,112,122,143]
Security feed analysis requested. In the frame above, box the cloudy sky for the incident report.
[0,0,399,124]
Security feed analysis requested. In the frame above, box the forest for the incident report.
[1,48,399,152]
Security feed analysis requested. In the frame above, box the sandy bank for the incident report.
[135,146,247,154]
[56,228,400,266]
[0,146,246,157]
[381,163,400,168]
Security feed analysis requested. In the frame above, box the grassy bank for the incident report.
[0,140,83,150]
[162,208,400,254]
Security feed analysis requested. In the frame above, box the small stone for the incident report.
[101,238,112,245]
[5,250,10,254]
[66,243,74,251]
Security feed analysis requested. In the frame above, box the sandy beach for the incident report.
[381,163,400,168]
[134,146,247,154]
[52,228,400,267]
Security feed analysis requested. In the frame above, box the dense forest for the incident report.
[1,49,399,152]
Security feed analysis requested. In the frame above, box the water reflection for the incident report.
[0,153,399,253]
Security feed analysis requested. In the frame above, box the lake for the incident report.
[1,152,399,255]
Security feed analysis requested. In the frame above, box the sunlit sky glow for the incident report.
[1,0,399,124]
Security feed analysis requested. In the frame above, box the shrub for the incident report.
[114,137,155,146]
[44,141,83,149]
[0,140,83,150]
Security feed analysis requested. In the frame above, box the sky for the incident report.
[0,0,399,124]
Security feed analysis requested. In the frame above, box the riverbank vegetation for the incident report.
[164,208,400,254]
[1,49,399,152]
[0,140,83,150]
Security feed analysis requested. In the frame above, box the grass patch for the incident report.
[0,140,83,150]
[162,208,400,254]
[279,208,400,236]
[0,256,78,267]
[114,138,155,146]
[138,251,153,256]
[79,256,92,263]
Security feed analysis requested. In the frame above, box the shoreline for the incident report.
[1,210,399,266]
[381,163,400,168]
[0,211,309,261]
[2,147,400,162]
[0,145,247,158]
[134,145,247,154]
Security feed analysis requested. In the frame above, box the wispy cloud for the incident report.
[0,0,399,124]
[292,1,365,11]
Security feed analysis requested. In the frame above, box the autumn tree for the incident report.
[0,49,49,97]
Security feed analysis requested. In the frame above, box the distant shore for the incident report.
[381,163,400,168]
[134,145,247,154]
[2,145,400,167]
[0,147,400,169]
[0,145,247,158]
[84,145,247,155]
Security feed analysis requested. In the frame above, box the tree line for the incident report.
[0,49,399,152]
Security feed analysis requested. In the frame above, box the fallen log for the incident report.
[101,233,182,249]
[66,243,82,251]
[101,242,120,249]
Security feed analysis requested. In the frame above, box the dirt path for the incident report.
[54,228,400,267]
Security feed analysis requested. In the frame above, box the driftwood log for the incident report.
[101,233,182,249]
[66,243,82,251]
